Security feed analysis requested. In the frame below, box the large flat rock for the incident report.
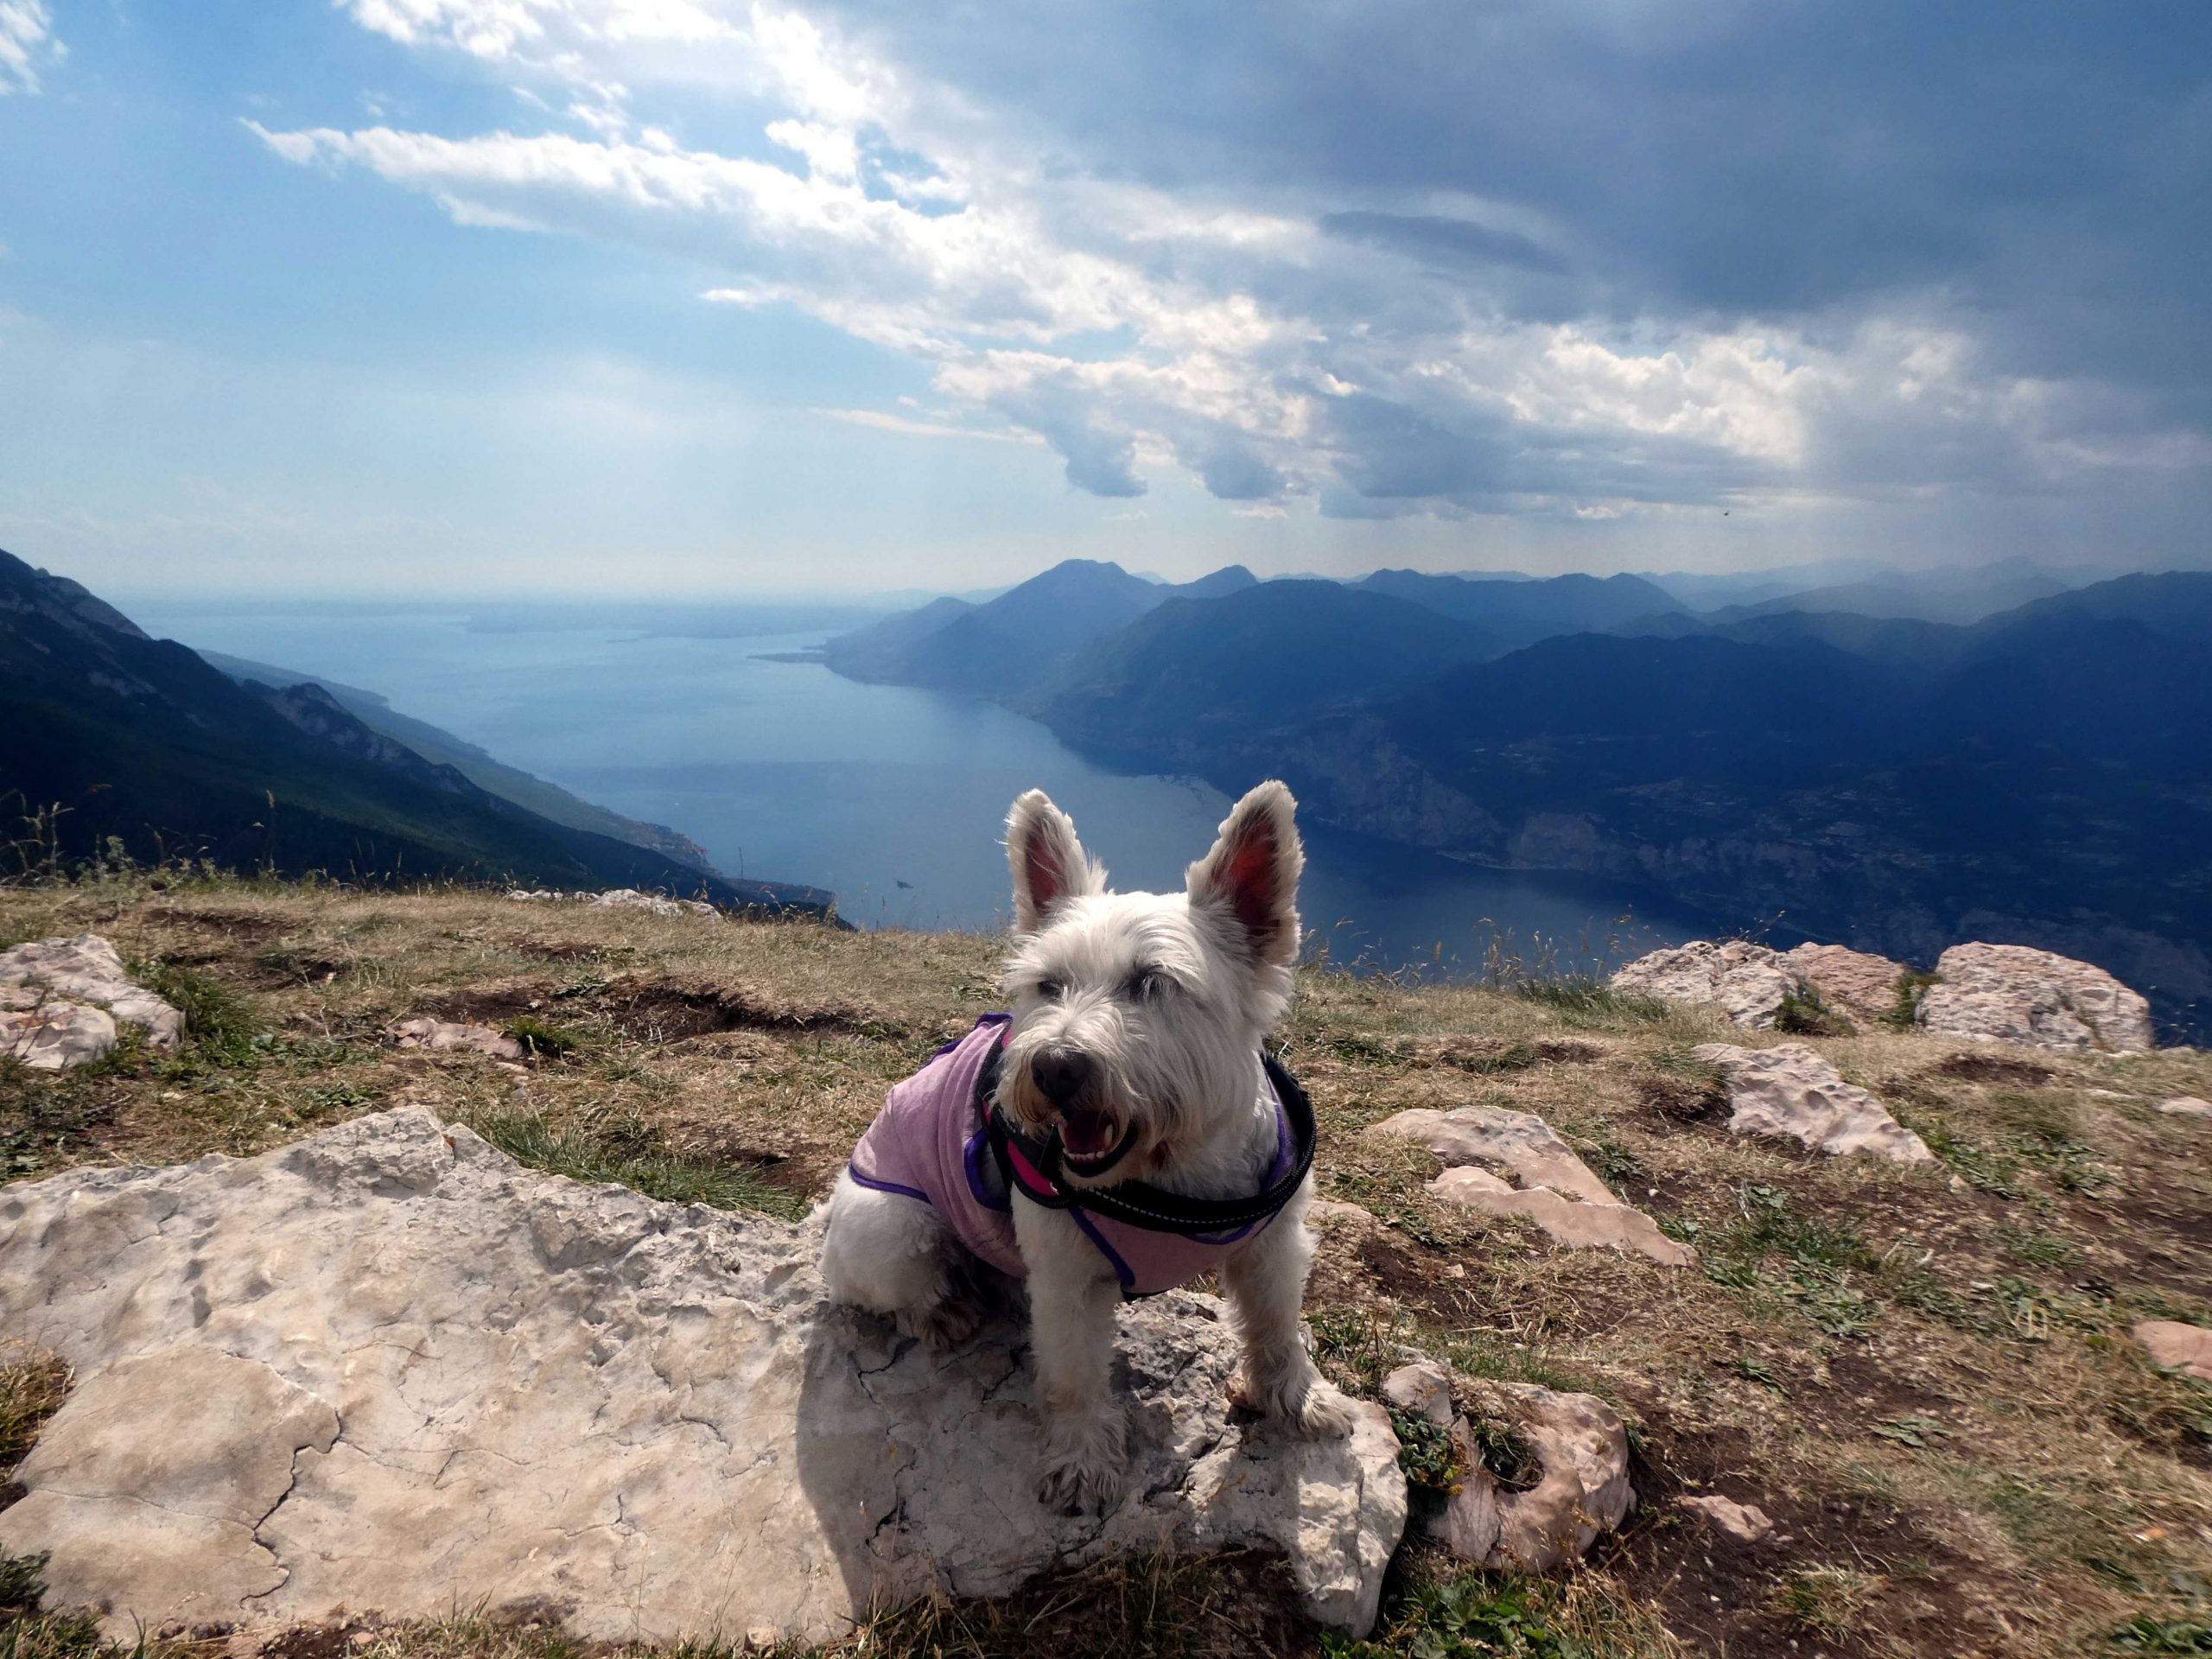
[0,1109,1405,1643]
[1693,1043,1935,1164]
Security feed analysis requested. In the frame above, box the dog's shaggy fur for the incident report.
[820,781,1354,1513]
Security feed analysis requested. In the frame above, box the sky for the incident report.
[2,1,2209,596]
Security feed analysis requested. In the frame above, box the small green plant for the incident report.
[141,961,264,1069]
[1465,1414,1542,1491]
[1773,984,1848,1037]
[1884,969,1941,1030]
[1390,1406,1468,1502]
[1872,1414,1949,1448]
[1328,1573,1595,1659]
[503,1016,580,1058]
[1771,1565,1877,1638]
[1998,1224,2082,1270]
[1732,1352,1788,1394]
[2111,1609,2212,1654]
[0,1551,110,1659]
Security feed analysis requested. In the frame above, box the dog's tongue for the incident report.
[1060,1108,1117,1160]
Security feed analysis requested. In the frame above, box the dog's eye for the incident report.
[1035,978,1064,1001]
[1128,969,1169,1001]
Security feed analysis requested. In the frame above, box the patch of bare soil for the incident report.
[1635,1072,1728,1124]
[425,981,561,1027]
[1617,1404,2018,1659]
[143,905,290,946]
[605,976,879,1039]
[1932,1052,2057,1087]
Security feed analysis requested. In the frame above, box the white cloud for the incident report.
[812,406,1037,443]
[0,1,59,95]
[262,0,2211,522]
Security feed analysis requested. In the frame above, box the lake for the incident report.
[129,599,1716,977]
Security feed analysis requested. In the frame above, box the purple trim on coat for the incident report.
[846,1166,931,1205]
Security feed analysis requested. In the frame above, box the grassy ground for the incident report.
[3,875,2211,1658]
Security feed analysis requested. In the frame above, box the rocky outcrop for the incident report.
[1693,1043,1935,1164]
[2160,1096,2212,1119]
[0,1109,1404,1642]
[1366,1106,1695,1267]
[1917,943,2154,1053]
[1611,938,1910,1033]
[0,934,182,1069]
[507,887,721,919]
[1778,943,1907,1029]
[2133,1320,2212,1382]
[1381,1361,1633,1570]
[1610,940,1800,1028]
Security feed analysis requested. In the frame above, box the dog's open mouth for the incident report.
[1057,1107,1138,1177]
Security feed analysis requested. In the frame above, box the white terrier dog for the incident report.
[820,780,1355,1514]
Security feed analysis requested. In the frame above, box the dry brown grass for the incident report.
[3,876,2212,1659]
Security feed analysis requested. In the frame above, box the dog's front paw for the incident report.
[1036,1412,1127,1516]
[1037,1450,1124,1516]
[1232,1366,1357,1439]
[896,1294,981,1352]
[1292,1379,1358,1439]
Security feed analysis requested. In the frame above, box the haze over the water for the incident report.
[3,3,2209,598]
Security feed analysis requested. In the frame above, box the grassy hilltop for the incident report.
[4,878,2212,1659]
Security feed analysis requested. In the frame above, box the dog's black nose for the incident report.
[1032,1047,1092,1103]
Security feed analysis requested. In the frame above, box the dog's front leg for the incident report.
[1015,1202,1127,1514]
[1221,1188,1357,1437]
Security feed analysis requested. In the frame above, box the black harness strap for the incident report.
[979,1042,1318,1236]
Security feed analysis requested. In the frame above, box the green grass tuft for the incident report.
[465,1105,807,1220]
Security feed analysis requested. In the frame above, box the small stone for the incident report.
[1380,1361,1452,1427]
[2158,1096,2212,1118]
[391,1018,525,1061]
[2133,1319,2212,1382]
[1692,1043,1935,1164]
[1678,1493,1775,1543]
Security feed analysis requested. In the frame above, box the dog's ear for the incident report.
[1187,780,1304,966]
[1007,790,1103,932]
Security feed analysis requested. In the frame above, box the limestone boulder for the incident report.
[1368,1106,1695,1267]
[1778,943,1908,1029]
[1609,940,1797,1028]
[2,994,118,1070]
[1693,1043,1935,1164]
[0,934,183,1066]
[2159,1097,2212,1119]
[0,1109,1405,1642]
[1917,943,2153,1054]
[1377,1366,1632,1572]
[391,1017,524,1061]
[2133,1319,2212,1382]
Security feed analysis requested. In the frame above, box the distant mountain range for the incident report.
[0,550,835,917]
[823,557,2212,1037]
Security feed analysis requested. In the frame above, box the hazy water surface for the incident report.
[131,600,1714,976]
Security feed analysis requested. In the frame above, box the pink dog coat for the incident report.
[847,1015,1313,1296]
